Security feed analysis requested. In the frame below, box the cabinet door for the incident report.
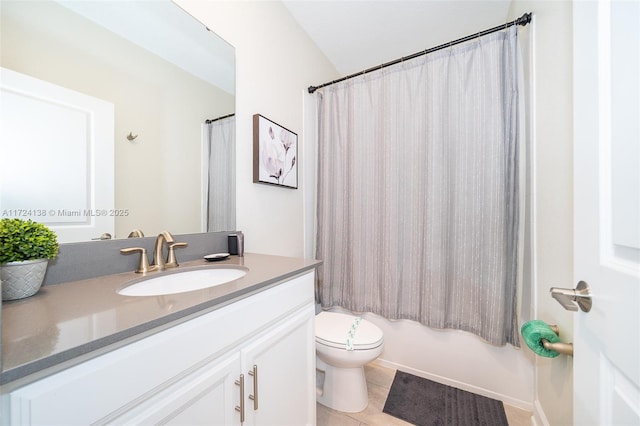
[109,353,242,426]
[241,305,316,426]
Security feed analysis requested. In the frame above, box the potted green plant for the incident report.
[0,218,59,301]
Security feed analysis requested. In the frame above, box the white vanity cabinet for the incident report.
[3,271,316,426]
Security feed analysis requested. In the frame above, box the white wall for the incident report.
[176,0,339,258]
[508,2,575,425]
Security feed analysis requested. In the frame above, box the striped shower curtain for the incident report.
[205,115,236,232]
[315,27,524,346]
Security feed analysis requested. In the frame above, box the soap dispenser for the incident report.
[228,232,244,256]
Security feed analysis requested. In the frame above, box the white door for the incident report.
[0,68,114,243]
[573,1,640,425]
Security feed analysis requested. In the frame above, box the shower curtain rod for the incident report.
[307,12,532,94]
[205,113,235,124]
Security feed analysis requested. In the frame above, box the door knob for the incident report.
[550,281,592,312]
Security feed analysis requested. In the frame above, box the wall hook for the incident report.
[127,132,138,141]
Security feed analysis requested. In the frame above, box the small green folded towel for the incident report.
[521,320,561,358]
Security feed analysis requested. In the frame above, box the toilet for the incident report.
[315,311,384,413]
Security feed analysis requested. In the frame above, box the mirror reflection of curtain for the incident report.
[315,27,524,346]
[206,116,236,232]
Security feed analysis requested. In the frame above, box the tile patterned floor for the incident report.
[316,363,532,426]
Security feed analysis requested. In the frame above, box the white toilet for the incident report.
[315,311,384,413]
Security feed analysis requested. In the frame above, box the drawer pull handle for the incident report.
[248,364,259,410]
[235,374,245,423]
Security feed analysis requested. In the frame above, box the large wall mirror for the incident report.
[0,0,235,242]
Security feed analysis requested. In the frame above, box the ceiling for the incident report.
[282,0,512,77]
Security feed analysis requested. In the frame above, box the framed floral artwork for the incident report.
[253,114,298,189]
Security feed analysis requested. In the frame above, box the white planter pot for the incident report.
[1,259,48,301]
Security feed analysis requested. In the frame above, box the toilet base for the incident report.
[316,357,369,413]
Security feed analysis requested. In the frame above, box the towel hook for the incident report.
[127,132,138,141]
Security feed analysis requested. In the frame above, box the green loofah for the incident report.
[521,320,561,358]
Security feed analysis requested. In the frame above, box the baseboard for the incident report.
[532,398,550,426]
[372,358,534,412]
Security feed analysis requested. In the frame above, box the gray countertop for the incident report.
[1,253,320,386]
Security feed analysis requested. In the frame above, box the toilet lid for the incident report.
[315,312,384,350]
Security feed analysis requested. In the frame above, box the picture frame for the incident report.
[253,114,298,189]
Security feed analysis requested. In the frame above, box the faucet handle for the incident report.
[120,247,157,274]
[166,242,188,268]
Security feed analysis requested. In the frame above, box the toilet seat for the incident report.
[315,312,383,350]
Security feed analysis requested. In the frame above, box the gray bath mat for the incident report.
[383,370,508,426]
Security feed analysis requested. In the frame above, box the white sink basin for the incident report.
[118,267,248,297]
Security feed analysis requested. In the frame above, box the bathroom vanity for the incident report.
[0,253,320,425]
